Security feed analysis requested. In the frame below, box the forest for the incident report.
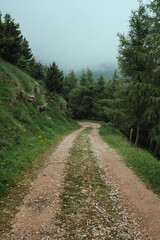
[0,0,160,157]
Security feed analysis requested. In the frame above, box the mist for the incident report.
[0,0,149,74]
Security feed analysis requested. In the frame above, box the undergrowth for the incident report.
[99,123,160,196]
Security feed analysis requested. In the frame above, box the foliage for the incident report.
[29,57,46,81]
[16,55,30,73]
[0,13,22,64]
[20,37,33,61]
[63,70,78,101]
[100,123,160,196]
[45,62,64,94]
[117,0,160,155]
[0,12,46,82]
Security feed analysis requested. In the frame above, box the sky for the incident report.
[0,0,150,73]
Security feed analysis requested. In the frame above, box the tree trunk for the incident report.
[134,123,140,146]
[129,128,133,143]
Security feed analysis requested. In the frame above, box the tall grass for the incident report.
[0,58,78,197]
[99,123,160,196]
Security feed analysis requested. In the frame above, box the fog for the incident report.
[1,0,149,73]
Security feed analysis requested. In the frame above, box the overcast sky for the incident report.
[1,0,149,72]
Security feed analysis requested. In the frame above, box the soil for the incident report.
[2,122,160,240]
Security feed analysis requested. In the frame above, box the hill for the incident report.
[0,58,78,197]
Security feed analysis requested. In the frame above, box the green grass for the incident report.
[99,123,160,196]
[0,57,79,198]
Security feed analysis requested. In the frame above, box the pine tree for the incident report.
[17,55,30,72]
[20,37,33,61]
[118,3,150,145]
[96,74,106,99]
[0,13,22,64]
[29,58,46,81]
[45,62,64,94]
[80,68,94,86]
[144,0,160,155]
[63,70,78,100]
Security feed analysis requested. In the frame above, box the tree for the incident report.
[80,68,94,86]
[29,58,46,81]
[45,62,64,94]
[118,3,151,145]
[0,13,22,64]
[0,13,4,54]
[20,37,33,61]
[63,70,78,100]
[143,0,160,155]
[17,55,30,73]
[95,74,106,99]
[68,69,96,119]
[68,85,95,119]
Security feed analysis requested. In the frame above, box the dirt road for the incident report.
[87,122,160,240]
[3,122,160,239]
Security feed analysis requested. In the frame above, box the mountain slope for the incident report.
[0,58,78,197]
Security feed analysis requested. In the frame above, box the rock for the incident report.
[28,94,35,103]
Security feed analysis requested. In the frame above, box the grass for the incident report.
[0,58,79,236]
[0,57,79,198]
[99,123,160,196]
[51,129,138,239]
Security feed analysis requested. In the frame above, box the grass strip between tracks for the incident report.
[51,128,139,239]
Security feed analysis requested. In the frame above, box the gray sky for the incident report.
[1,0,149,72]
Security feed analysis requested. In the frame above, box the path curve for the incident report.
[79,122,160,240]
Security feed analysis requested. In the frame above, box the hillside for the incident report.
[0,58,78,197]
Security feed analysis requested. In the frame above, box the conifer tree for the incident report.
[20,37,33,61]
[80,68,94,86]
[45,62,64,94]
[0,13,22,64]
[118,3,150,145]
[96,74,106,99]
[29,58,46,81]
[63,70,78,100]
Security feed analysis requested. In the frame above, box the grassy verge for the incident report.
[0,121,79,237]
[51,129,138,239]
[0,58,79,197]
[0,103,78,198]
[99,123,160,196]
[0,111,77,197]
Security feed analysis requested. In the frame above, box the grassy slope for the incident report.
[99,123,160,196]
[0,58,78,197]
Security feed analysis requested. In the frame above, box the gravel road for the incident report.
[3,122,160,240]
